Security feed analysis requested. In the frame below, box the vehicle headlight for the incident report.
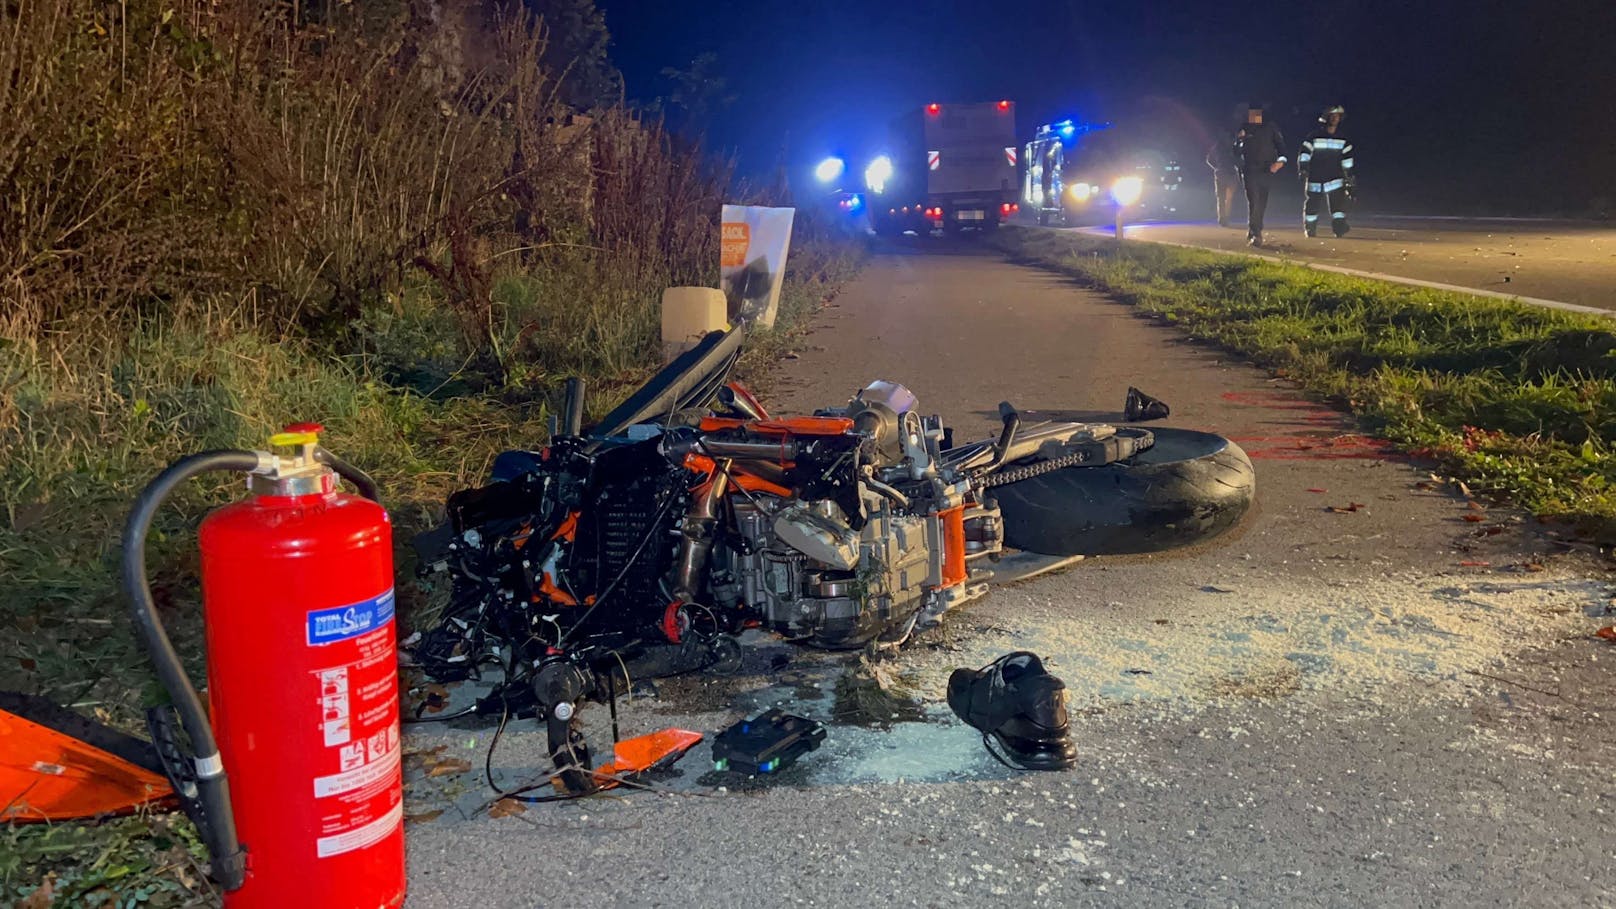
[865,156,893,194]
[815,157,846,183]
[1111,176,1144,207]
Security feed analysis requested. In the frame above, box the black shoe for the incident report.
[948,651,1077,771]
[1304,225,1317,238]
[1247,233,1262,247]
[1333,222,1350,237]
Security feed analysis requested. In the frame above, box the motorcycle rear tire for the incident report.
[994,428,1254,557]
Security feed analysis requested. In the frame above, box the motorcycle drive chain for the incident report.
[977,430,1152,489]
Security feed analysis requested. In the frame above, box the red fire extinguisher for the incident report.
[124,424,405,908]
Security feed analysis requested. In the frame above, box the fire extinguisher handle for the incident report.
[315,446,382,504]
[124,449,258,892]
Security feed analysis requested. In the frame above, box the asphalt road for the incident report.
[403,240,1615,907]
[1063,215,1616,315]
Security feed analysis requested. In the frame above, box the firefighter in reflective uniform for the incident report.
[1299,105,1356,237]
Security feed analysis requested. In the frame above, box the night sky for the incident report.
[597,0,1616,215]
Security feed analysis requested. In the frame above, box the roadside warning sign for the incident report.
[720,222,749,268]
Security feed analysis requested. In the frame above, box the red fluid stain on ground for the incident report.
[1221,391,1400,461]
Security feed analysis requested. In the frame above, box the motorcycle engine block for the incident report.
[712,489,997,648]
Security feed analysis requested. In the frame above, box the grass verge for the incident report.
[988,226,1616,541]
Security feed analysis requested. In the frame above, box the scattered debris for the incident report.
[1200,585,1236,594]
[1306,488,1328,494]
[712,710,826,775]
[1326,502,1367,513]
[1595,626,1616,643]
[833,656,925,726]
[487,798,527,819]
[1458,560,1492,568]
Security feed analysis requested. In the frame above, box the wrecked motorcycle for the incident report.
[411,327,1254,791]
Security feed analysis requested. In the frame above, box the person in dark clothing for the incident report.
[1233,104,1287,246]
[1299,105,1356,237]
[1206,137,1240,227]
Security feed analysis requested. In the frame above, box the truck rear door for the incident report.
[923,102,1018,200]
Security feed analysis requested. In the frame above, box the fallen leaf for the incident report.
[488,798,528,818]
[1467,501,1485,511]
[1153,619,1171,625]
[1595,626,1616,642]
[783,351,800,360]
[17,657,35,671]
[1457,481,1473,498]
[1458,560,1492,568]
[406,744,448,763]
[1413,481,1436,491]
[1325,502,1367,514]
[405,809,445,825]
[19,876,53,909]
[1462,513,1487,523]
[427,757,472,778]
[1200,585,1236,594]
[1306,488,1328,494]
[1520,562,1546,572]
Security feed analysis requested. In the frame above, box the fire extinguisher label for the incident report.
[305,585,402,863]
[316,802,404,858]
[313,745,401,798]
[306,588,396,645]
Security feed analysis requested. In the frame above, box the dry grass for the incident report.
[0,2,865,901]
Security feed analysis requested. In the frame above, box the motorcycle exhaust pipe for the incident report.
[674,469,730,598]
[686,439,801,461]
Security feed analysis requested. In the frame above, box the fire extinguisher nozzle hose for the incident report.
[315,446,382,504]
[123,449,259,892]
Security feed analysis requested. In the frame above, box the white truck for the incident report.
[866,101,1020,235]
